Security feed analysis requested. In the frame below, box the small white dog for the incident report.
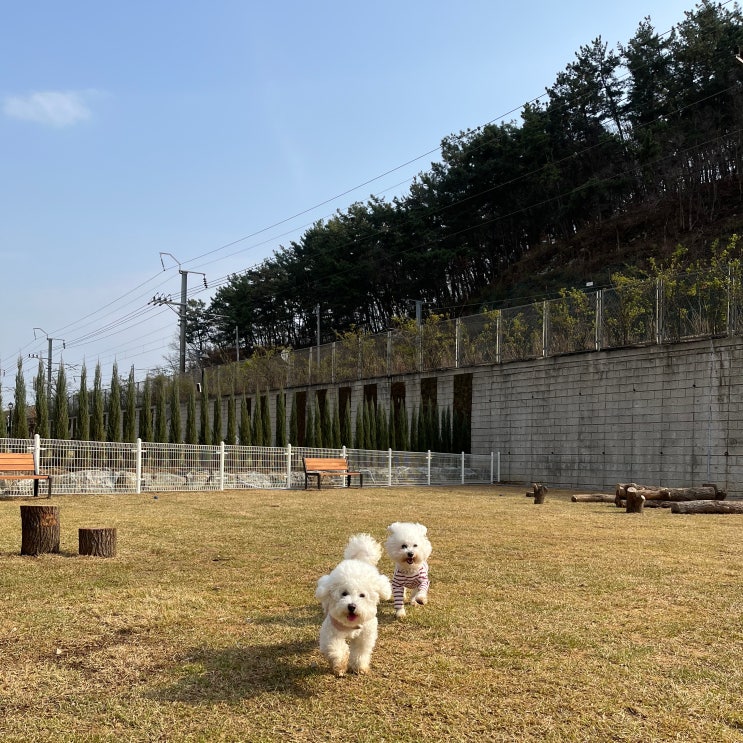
[315,533,392,676]
[385,522,432,619]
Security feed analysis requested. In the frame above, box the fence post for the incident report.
[387,331,392,376]
[331,341,336,384]
[656,277,663,344]
[219,441,225,491]
[496,310,502,364]
[286,443,292,489]
[490,451,494,484]
[388,448,393,486]
[595,289,603,351]
[427,450,431,485]
[455,318,461,368]
[542,300,549,357]
[136,438,142,494]
[33,433,41,462]
[461,451,465,484]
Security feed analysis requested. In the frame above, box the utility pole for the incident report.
[153,254,207,374]
[33,328,65,408]
[316,304,321,366]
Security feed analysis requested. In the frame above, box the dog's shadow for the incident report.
[152,606,322,703]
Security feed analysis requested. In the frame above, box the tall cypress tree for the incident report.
[313,396,322,448]
[77,364,90,441]
[239,394,251,445]
[251,392,261,446]
[34,360,49,438]
[353,402,363,449]
[398,403,410,452]
[123,366,137,442]
[139,377,153,441]
[304,399,315,448]
[288,393,298,445]
[212,378,223,444]
[169,376,182,444]
[52,362,70,440]
[185,383,198,444]
[261,393,272,446]
[154,377,167,443]
[341,399,352,447]
[91,362,105,442]
[12,357,29,439]
[107,362,122,443]
[330,397,341,449]
[275,391,286,447]
[199,380,211,445]
[12,357,28,439]
[226,390,237,445]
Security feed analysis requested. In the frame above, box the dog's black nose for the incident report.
[347,603,356,614]
[407,551,414,558]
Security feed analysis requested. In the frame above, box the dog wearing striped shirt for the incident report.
[385,522,432,619]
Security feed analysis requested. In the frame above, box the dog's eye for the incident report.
[341,590,349,597]
[413,543,418,547]
[359,593,366,598]
[401,544,407,549]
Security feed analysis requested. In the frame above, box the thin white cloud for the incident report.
[3,90,93,127]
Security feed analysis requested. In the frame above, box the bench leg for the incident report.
[33,479,39,498]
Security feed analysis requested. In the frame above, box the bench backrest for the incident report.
[0,452,37,474]
[303,457,349,472]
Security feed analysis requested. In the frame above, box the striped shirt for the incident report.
[391,562,430,610]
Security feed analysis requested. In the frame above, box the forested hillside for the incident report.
[191,1,743,366]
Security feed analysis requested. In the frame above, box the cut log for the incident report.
[533,483,548,504]
[671,500,743,514]
[20,505,60,555]
[625,487,645,514]
[571,493,615,502]
[615,483,725,504]
[78,527,117,557]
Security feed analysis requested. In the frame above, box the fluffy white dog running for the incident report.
[315,533,392,676]
[385,522,433,619]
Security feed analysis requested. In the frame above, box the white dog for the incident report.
[315,533,392,676]
[385,522,432,619]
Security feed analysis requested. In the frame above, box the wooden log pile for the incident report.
[671,500,743,514]
[614,483,726,510]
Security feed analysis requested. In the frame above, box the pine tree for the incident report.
[124,366,137,442]
[139,378,153,441]
[169,376,182,444]
[185,384,198,444]
[239,395,251,445]
[77,364,90,441]
[34,360,49,438]
[12,357,28,439]
[107,362,122,443]
[52,362,70,439]
[275,391,286,447]
[199,381,211,445]
[91,362,105,442]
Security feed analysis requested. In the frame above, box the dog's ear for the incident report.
[387,522,400,534]
[416,523,428,536]
[315,574,331,601]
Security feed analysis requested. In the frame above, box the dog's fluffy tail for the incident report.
[344,533,383,566]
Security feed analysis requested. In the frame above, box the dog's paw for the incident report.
[413,592,428,606]
[395,608,407,619]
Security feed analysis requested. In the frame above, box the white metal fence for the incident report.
[0,435,497,496]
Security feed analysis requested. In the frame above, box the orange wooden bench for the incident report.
[0,452,53,498]
[302,456,363,490]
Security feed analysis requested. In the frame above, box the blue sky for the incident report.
[0,0,697,396]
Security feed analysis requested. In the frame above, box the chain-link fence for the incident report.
[193,268,743,395]
[0,435,496,495]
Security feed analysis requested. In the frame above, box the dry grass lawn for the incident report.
[1,485,742,742]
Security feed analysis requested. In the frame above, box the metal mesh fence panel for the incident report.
[2,437,495,495]
[500,303,543,362]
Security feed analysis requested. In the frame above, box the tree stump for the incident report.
[79,528,117,557]
[533,483,548,504]
[625,487,645,514]
[20,505,60,555]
